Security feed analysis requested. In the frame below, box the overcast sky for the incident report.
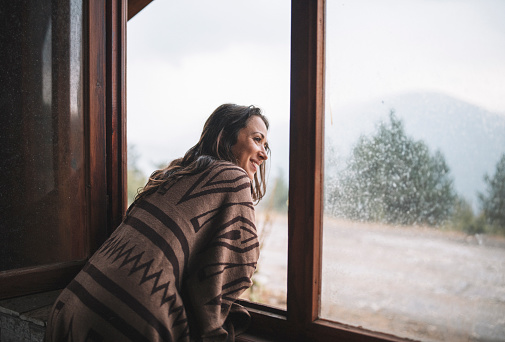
[127,0,505,175]
[325,0,505,114]
[127,0,291,174]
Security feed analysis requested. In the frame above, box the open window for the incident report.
[0,0,126,299]
[238,1,505,341]
[128,1,364,341]
[242,1,505,341]
[2,1,503,341]
[126,0,291,312]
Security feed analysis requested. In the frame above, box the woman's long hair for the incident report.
[131,104,270,209]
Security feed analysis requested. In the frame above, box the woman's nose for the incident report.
[259,146,268,160]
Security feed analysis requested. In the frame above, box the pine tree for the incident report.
[331,111,456,226]
[479,154,505,233]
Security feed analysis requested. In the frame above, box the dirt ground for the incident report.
[247,213,505,342]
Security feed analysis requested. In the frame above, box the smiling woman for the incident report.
[133,104,270,205]
[46,104,270,341]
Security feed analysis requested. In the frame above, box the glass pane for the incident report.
[127,1,290,309]
[322,1,505,341]
[0,0,86,271]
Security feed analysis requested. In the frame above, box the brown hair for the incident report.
[130,104,269,210]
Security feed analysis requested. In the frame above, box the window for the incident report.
[127,0,291,310]
[241,1,505,342]
[0,0,86,273]
[3,1,501,341]
[322,1,505,341]
[127,1,402,341]
[0,0,126,299]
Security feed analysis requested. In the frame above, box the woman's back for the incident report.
[45,161,259,342]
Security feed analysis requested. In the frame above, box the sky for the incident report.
[325,0,505,114]
[127,1,291,175]
[127,0,505,178]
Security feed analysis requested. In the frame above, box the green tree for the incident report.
[332,111,456,226]
[260,169,288,213]
[448,196,485,235]
[479,153,505,234]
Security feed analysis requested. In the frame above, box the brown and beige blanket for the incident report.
[45,161,259,342]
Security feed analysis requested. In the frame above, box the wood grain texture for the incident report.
[0,0,118,300]
[87,0,108,253]
[106,0,128,233]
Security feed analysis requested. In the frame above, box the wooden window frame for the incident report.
[0,0,412,339]
[124,0,409,341]
[0,0,127,300]
[239,1,408,341]
[0,0,414,340]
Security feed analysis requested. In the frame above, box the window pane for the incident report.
[322,1,505,341]
[127,0,290,309]
[0,1,86,271]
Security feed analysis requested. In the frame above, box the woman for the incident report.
[46,104,269,342]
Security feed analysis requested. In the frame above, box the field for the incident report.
[247,213,505,342]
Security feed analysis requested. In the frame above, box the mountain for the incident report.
[325,92,505,210]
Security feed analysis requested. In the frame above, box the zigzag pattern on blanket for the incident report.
[46,161,259,342]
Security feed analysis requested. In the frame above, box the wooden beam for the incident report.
[0,261,85,299]
[287,0,325,337]
[87,0,108,252]
[308,319,409,342]
[107,0,128,233]
[128,0,154,20]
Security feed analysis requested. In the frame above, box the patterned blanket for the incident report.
[46,161,259,341]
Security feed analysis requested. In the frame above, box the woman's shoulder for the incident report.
[208,160,249,181]
[171,160,252,205]
[200,161,252,200]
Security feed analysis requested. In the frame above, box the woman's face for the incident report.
[231,115,269,180]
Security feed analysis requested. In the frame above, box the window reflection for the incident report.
[0,0,86,271]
